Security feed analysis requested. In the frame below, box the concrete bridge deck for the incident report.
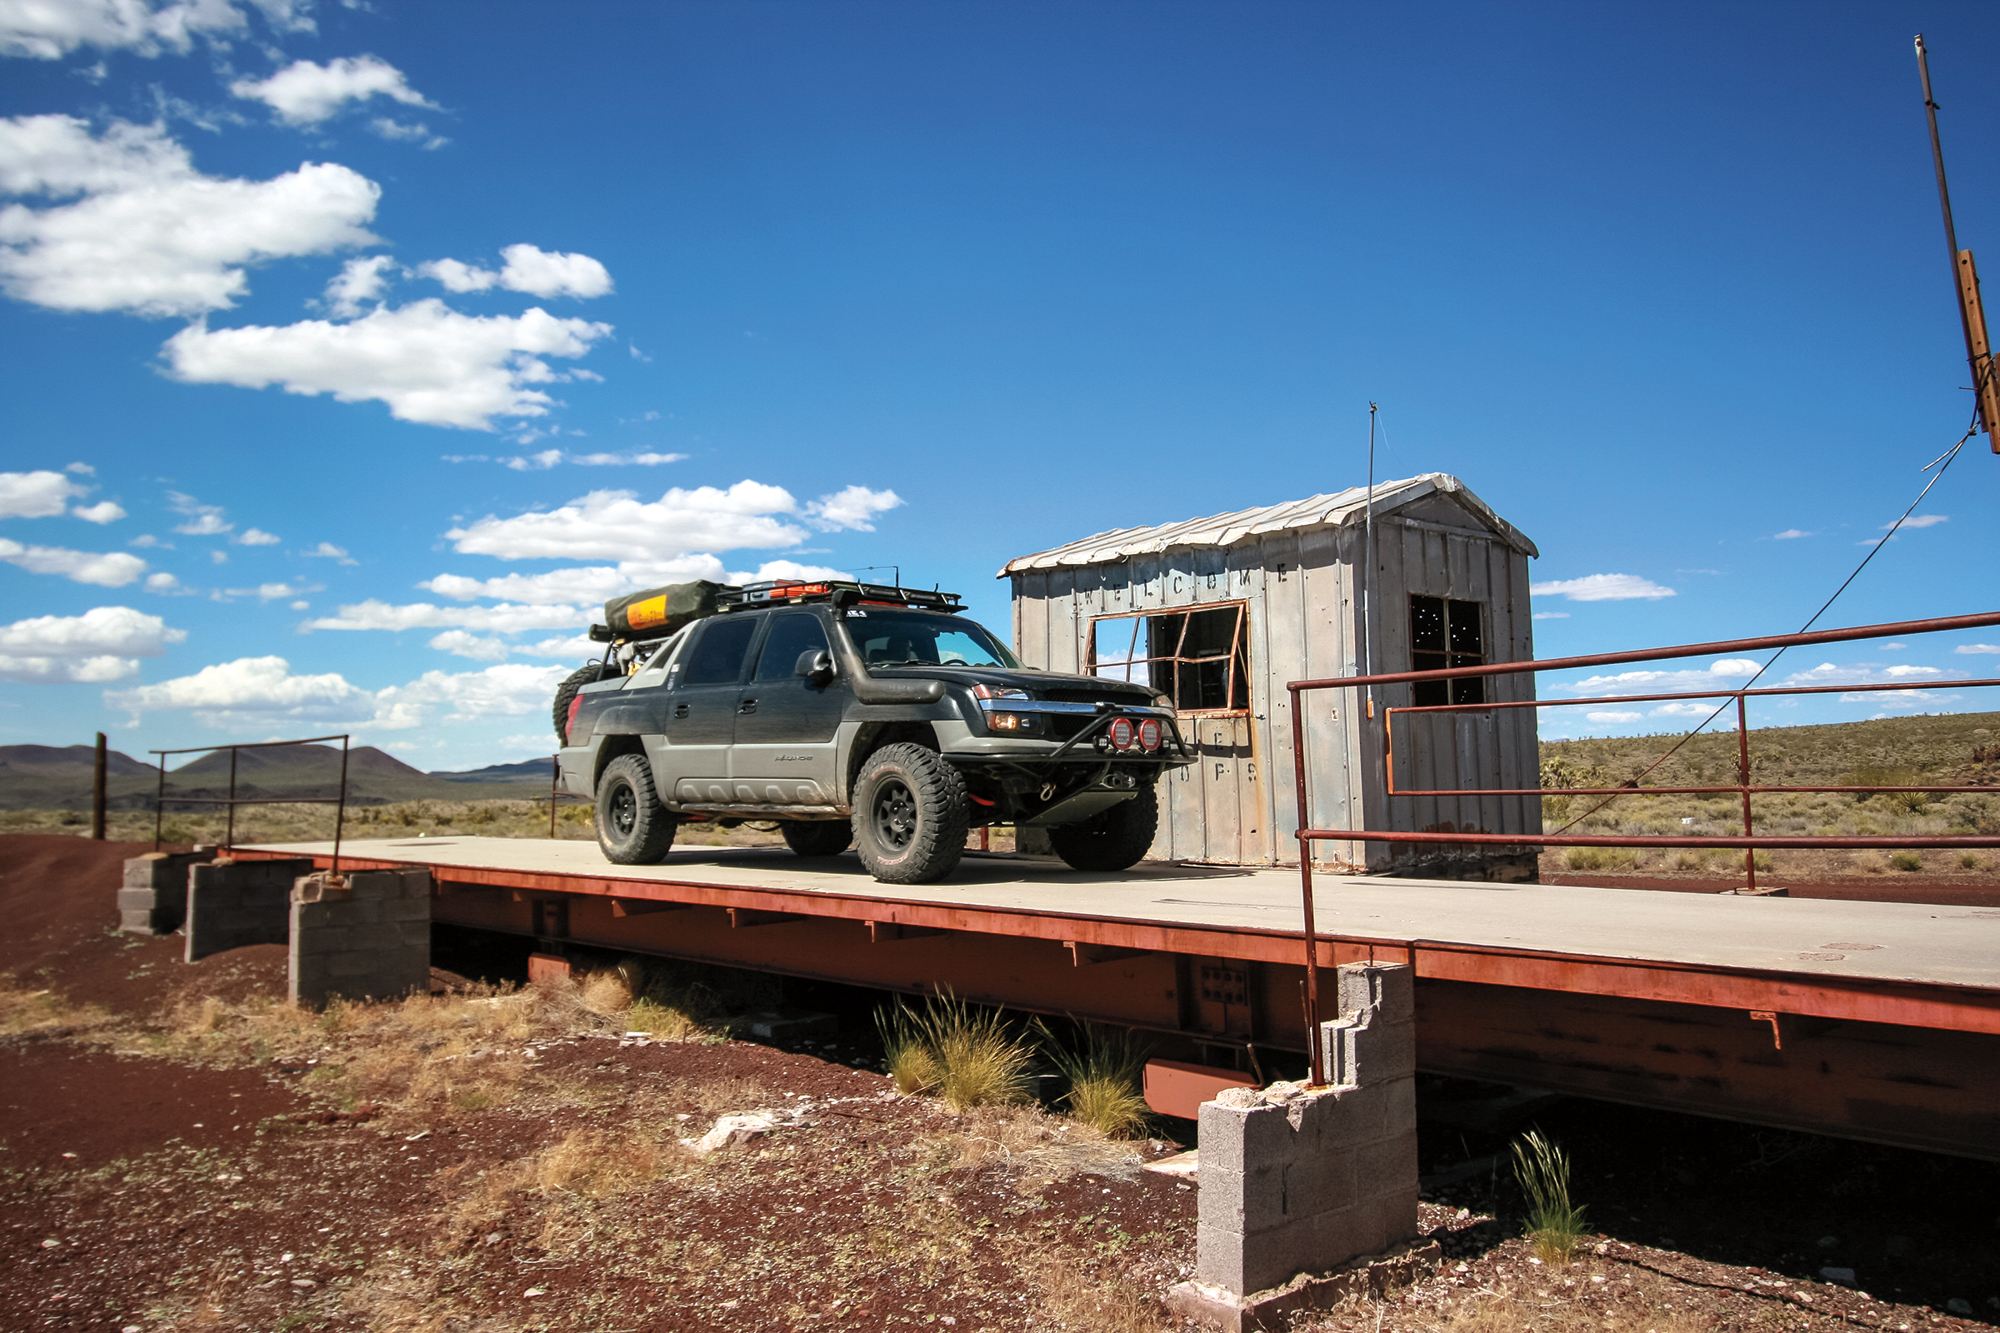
[239,837,2000,1158]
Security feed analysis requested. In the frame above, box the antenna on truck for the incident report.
[1915,34,2000,453]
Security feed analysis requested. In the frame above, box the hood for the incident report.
[866,664,1159,702]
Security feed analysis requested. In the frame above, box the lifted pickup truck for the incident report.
[557,580,1193,883]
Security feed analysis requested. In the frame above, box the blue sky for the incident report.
[2,0,1997,770]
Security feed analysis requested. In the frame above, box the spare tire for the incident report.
[552,662,616,743]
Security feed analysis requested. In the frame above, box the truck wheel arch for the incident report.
[845,721,940,802]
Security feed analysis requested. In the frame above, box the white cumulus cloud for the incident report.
[0,115,379,317]
[1772,529,1810,540]
[494,449,686,471]
[1649,701,1718,718]
[806,484,903,531]
[0,468,88,517]
[448,481,808,562]
[0,0,306,59]
[232,527,279,545]
[302,540,355,564]
[428,630,510,661]
[1530,573,1676,602]
[321,253,392,318]
[106,654,572,732]
[1557,658,1763,698]
[419,244,612,300]
[305,599,590,634]
[230,55,435,127]
[1955,643,2000,655]
[0,537,145,585]
[72,500,125,523]
[1891,515,1948,530]
[1585,711,1641,724]
[167,489,230,535]
[0,604,182,681]
[161,299,613,429]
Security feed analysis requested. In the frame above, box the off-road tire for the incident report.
[1048,790,1158,872]
[852,743,968,884]
[781,820,853,858]
[552,662,616,742]
[596,754,677,864]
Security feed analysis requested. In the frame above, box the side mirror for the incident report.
[795,648,835,683]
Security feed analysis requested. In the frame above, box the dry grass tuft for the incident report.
[1512,1130,1588,1263]
[1016,1246,1173,1332]
[1045,1022,1152,1139]
[0,984,115,1038]
[877,992,1036,1111]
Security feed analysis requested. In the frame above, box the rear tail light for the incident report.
[565,694,585,743]
[1137,718,1162,751]
[1107,717,1135,749]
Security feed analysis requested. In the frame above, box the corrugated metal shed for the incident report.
[999,473,1538,575]
[1002,472,1541,874]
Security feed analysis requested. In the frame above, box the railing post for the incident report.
[332,736,349,882]
[1737,693,1755,892]
[153,752,165,850]
[550,753,559,839]
[225,746,238,851]
[1290,681,1325,1087]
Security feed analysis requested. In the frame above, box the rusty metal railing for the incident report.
[151,733,351,878]
[1284,610,2000,1085]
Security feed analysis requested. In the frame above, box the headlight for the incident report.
[972,683,1028,700]
[1150,691,1173,711]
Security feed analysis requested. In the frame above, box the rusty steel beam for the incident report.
[230,848,2000,1039]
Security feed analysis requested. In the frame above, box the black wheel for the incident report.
[781,820,853,857]
[552,662,615,743]
[851,743,968,884]
[595,754,676,864]
[1048,789,1158,872]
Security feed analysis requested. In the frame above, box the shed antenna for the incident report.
[1914,34,2000,452]
[1362,403,1378,718]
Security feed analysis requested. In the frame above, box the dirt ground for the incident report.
[3,833,1997,1332]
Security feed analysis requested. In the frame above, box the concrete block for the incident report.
[289,868,430,1008]
[1193,963,1418,1302]
[185,858,311,962]
[1168,1240,1440,1333]
[117,850,212,934]
[1355,1128,1418,1203]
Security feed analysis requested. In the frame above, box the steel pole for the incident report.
[91,732,106,840]
[1737,693,1755,892]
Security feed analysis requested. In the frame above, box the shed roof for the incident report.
[998,472,1537,576]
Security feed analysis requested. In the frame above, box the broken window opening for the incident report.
[1089,603,1250,715]
[1410,595,1486,707]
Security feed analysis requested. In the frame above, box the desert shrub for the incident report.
[1891,851,1923,872]
[1962,853,1985,870]
[1511,1129,1587,1263]
[1043,1023,1151,1139]
[1563,846,1636,872]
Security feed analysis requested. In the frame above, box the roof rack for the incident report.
[718,580,964,613]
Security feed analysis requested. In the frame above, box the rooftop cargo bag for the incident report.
[603,581,727,640]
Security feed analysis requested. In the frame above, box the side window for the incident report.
[1410,595,1485,707]
[679,616,758,686]
[754,613,831,682]
[1088,604,1249,714]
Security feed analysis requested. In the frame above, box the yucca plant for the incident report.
[1044,1022,1152,1138]
[1512,1130,1588,1263]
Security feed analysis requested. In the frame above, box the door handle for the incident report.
[738,698,757,715]
[673,703,690,719]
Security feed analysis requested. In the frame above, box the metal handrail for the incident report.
[151,733,351,878]
[1283,609,2000,1086]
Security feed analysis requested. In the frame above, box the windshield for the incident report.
[841,609,1022,670]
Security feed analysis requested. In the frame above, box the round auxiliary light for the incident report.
[1107,717,1135,750]
[1137,718,1162,751]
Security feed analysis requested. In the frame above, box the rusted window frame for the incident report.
[1085,600,1252,719]
[1408,594,1488,708]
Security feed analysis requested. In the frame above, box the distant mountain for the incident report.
[0,744,158,778]
[0,742,543,810]
[430,758,556,784]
